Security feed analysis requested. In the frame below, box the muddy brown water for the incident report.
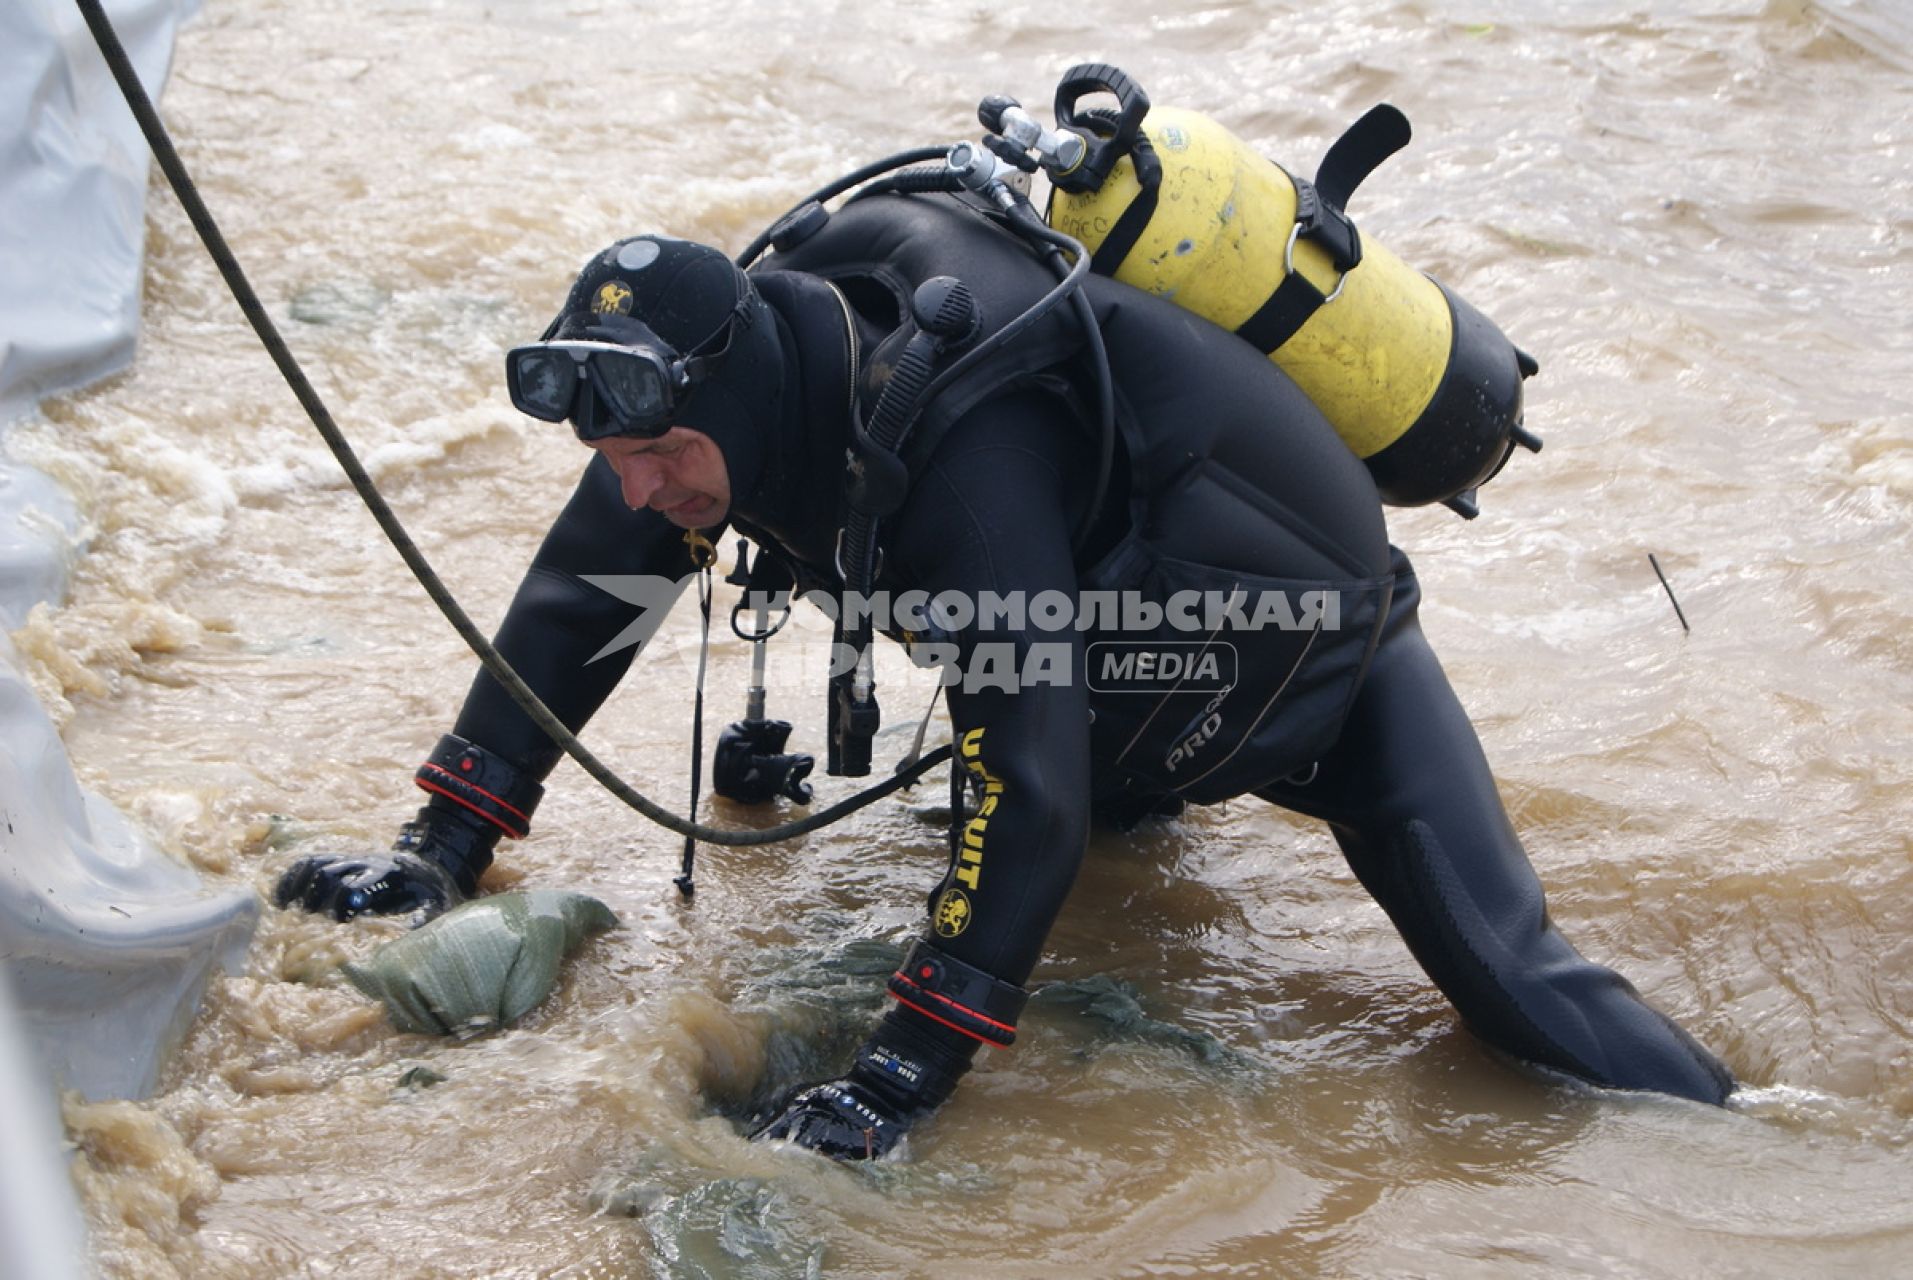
[18,0,1912,1274]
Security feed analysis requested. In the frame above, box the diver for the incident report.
[275,198,1735,1159]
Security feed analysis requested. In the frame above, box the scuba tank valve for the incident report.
[976,94,1086,179]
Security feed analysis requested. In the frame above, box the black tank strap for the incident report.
[1088,136,1163,277]
[1314,103,1412,212]
[1236,105,1413,357]
[1236,255,1331,355]
[1234,169,1351,355]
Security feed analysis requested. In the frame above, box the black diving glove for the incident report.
[750,1008,978,1161]
[273,734,544,923]
[273,803,494,923]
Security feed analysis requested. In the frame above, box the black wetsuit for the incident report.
[448,216,1733,1107]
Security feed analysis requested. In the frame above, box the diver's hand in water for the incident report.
[749,1009,976,1160]
[750,1078,914,1161]
[274,804,494,923]
[273,850,467,922]
[275,738,539,924]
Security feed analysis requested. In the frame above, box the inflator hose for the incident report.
[737,147,955,269]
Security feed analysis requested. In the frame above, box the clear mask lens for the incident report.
[590,350,671,430]
[509,348,582,421]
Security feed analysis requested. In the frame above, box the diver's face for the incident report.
[590,427,732,528]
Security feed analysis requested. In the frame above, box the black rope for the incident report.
[948,744,965,867]
[73,0,950,847]
[1003,203,1114,555]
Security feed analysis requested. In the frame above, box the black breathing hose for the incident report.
[911,217,1090,417]
[851,167,966,199]
[903,199,1111,554]
[736,146,952,269]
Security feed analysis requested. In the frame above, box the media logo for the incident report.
[1087,641,1236,694]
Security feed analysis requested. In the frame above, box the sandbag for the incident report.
[342,891,617,1035]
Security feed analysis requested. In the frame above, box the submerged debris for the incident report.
[395,1065,447,1091]
[1031,973,1253,1069]
[613,1176,824,1279]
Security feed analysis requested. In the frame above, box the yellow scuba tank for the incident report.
[1039,65,1541,517]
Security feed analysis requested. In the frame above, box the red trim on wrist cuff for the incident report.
[415,777,526,839]
[888,971,1017,1045]
[888,993,1014,1048]
[417,762,533,824]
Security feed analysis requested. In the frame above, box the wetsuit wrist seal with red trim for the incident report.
[887,939,1029,1048]
[413,734,544,841]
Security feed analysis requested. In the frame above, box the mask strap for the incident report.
[680,266,756,385]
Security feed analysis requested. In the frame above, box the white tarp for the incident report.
[2,1,256,1276]
[0,0,196,418]
[0,637,257,1100]
[0,965,91,1280]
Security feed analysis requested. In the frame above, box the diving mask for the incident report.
[505,294,750,441]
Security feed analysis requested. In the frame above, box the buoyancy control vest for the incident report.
[762,191,1397,804]
[762,191,1087,447]
[1076,268,1398,804]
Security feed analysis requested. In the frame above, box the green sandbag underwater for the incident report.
[342,890,618,1035]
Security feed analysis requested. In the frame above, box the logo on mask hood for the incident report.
[593,280,634,316]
